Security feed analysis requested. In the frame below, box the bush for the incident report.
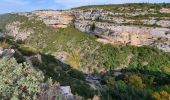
[0,57,44,99]
[152,91,170,100]
[18,44,38,56]
[128,74,145,88]
[100,80,151,100]
[0,56,67,100]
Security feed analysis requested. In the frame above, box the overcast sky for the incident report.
[0,0,170,14]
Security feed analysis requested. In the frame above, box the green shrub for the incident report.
[100,80,151,100]
[18,44,38,56]
[0,57,43,99]
[128,74,146,88]
[0,56,68,99]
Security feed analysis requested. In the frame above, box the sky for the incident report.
[0,0,170,14]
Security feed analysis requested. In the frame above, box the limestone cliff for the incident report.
[3,5,170,52]
[73,6,170,52]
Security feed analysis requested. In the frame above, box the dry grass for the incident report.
[66,49,80,69]
[0,40,10,49]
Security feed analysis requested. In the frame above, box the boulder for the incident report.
[52,51,68,63]
[60,86,74,100]
[160,8,170,13]
[0,47,3,56]
[0,32,5,38]
[2,49,15,57]
[5,21,33,40]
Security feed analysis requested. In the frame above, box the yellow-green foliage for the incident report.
[18,44,38,56]
[152,91,170,100]
[66,49,80,69]
[128,74,146,88]
[162,66,170,74]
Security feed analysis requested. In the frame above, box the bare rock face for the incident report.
[39,83,78,100]
[73,8,170,52]
[73,8,170,27]
[52,51,68,63]
[160,8,170,13]
[93,95,100,100]
[60,86,74,100]
[0,48,15,58]
[156,20,170,28]
[5,21,33,40]
[31,10,75,28]
[0,32,5,38]
[0,47,3,56]
[75,20,170,51]
[74,20,94,33]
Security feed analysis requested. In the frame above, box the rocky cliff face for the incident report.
[72,6,170,52]
[3,11,75,42]
[5,21,33,40]
[19,10,75,28]
[3,5,170,52]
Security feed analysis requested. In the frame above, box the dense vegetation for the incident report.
[1,5,170,99]
[0,56,68,100]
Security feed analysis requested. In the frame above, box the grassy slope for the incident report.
[19,15,170,74]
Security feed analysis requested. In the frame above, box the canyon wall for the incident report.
[73,8,170,52]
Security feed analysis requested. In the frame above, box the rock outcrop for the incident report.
[0,32,5,38]
[5,21,33,40]
[20,10,75,28]
[73,8,170,52]
[160,8,170,13]
[4,6,170,52]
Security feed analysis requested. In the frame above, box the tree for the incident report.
[128,74,145,88]
[152,91,170,100]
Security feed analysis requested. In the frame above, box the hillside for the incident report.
[0,3,170,100]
